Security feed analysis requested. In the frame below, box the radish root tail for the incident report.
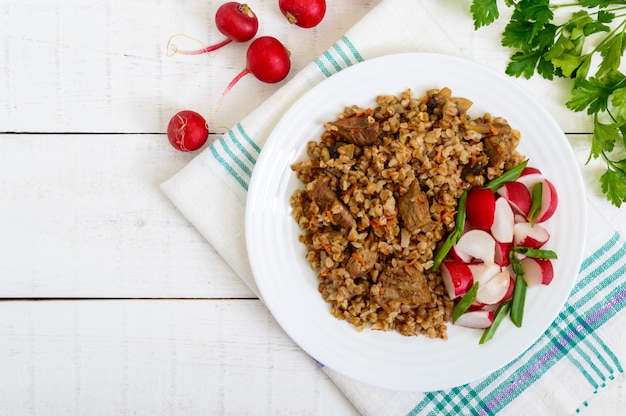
[166,34,231,57]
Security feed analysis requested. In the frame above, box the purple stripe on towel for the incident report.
[480,342,562,414]
[585,289,626,327]
[480,288,626,414]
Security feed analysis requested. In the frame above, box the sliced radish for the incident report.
[467,262,502,286]
[494,241,513,266]
[516,172,544,190]
[497,181,531,216]
[447,245,473,263]
[454,229,496,266]
[476,268,511,305]
[502,275,515,302]
[466,188,496,230]
[535,179,558,223]
[521,166,542,176]
[454,310,495,329]
[521,257,555,287]
[514,213,527,224]
[514,222,550,249]
[440,261,474,299]
[491,197,515,243]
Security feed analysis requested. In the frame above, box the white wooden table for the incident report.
[1,1,624,414]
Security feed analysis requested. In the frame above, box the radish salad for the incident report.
[433,160,559,343]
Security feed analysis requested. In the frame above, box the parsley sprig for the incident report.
[470,0,626,207]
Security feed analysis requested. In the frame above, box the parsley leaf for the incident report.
[506,51,542,79]
[567,77,613,114]
[601,161,626,208]
[469,0,626,207]
[470,0,499,29]
[592,118,619,158]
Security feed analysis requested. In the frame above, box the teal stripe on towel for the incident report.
[209,144,248,192]
[217,136,252,179]
[314,37,363,79]
[332,43,353,66]
[236,123,261,154]
[227,129,257,166]
[322,50,342,72]
[314,57,333,78]
[340,36,364,62]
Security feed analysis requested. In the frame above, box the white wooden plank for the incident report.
[0,299,359,415]
[2,132,623,299]
[0,133,253,298]
[0,299,623,415]
[0,0,378,133]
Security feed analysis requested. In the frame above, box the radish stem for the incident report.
[206,68,250,122]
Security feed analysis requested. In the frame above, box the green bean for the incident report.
[484,159,529,191]
[528,181,543,226]
[452,282,479,323]
[513,246,558,259]
[454,190,468,234]
[432,229,459,271]
[479,301,511,344]
[510,258,527,328]
[432,191,467,272]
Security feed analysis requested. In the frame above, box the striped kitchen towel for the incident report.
[161,0,626,414]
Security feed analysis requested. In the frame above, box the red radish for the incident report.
[440,261,474,299]
[242,36,291,83]
[513,222,550,249]
[454,229,496,266]
[497,181,531,216]
[207,36,291,120]
[476,269,511,305]
[279,0,327,28]
[535,179,558,223]
[166,37,290,151]
[167,2,258,55]
[167,110,209,152]
[466,188,496,230]
[521,257,555,287]
[494,241,513,266]
[491,197,515,243]
[454,310,495,329]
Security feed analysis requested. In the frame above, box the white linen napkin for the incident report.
[161,0,626,414]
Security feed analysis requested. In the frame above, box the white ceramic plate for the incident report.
[245,53,586,391]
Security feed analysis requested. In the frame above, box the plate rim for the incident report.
[245,52,587,391]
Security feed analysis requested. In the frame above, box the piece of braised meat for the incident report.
[483,132,516,168]
[376,265,432,307]
[328,115,380,146]
[311,180,356,230]
[398,181,431,234]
